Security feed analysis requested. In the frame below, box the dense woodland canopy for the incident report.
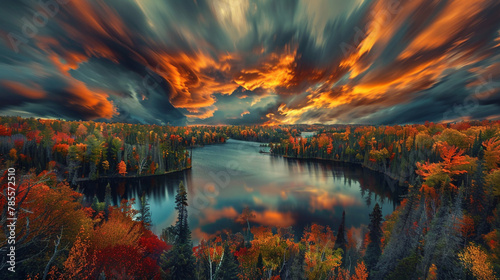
[1,116,500,279]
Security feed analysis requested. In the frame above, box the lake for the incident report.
[81,139,401,242]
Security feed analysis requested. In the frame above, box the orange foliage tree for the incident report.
[416,143,471,189]
[117,160,127,176]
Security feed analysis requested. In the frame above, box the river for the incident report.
[81,139,401,241]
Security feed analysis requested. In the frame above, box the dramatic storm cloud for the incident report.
[0,0,499,125]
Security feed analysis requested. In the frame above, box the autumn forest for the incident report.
[0,116,499,280]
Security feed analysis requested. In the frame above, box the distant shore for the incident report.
[74,165,192,183]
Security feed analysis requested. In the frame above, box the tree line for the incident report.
[0,117,229,183]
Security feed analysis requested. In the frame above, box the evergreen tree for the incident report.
[215,245,239,280]
[91,195,100,212]
[161,225,176,245]
[372,186,424,280]
[471,157,493,238]
[386,251,421,280]
[365,203,383,271]
[256,253,264,277]
[335,210,347,256]
[470,160,486,215]
[173,181,191,245]
[160,244,196,280]
[103,183,111,220]
[472,130,482,157]
[414,188,464,280]
[160,182,196,280]
[139,192,152,229]
[290,247,306,280]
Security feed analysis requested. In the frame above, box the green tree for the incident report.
[290,247,306,280]
[215,244,239,280]
[365,203,383,271]
[160,182,196,280]
[256,252,264,277]
[335,210,347,258]
[138,192,152,229]
[386,251,421,280]
[104,183,112,220]
[372,186,424,280]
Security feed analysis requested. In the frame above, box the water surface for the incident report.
[81,139,401,241]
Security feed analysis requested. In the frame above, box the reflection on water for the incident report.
[80,139,402,242]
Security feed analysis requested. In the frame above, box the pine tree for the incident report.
[174,181,191,245]
[215,244,239,280]
[139,192,152,229]
[160,225,176,245]
[91,195,100,212]
[470,160,486,215]
[418,191,464,279]
[104,183,112,220]
[160,244,196,280]
[372,186,424,280]
[365,203,383,271]
[335,210,347,256]
[472,130,482,157]
[160,181,196,280]
[290,247,306,280]
[470,157,494,239]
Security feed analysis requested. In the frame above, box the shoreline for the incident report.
[270,153,407,186]
[73,165,192,183]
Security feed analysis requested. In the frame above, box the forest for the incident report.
[1,117,500,280]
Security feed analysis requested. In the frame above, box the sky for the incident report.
[0,0,499,126]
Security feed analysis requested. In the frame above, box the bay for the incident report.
[81,139,401,242]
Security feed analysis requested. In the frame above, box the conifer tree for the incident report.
[372,186,424,280]
[91,195,100,212]
[290,247,306,280]
[256,253,264,277]
[160,181,196,280]
[215,244,239,280]
[472,130,483,157]
[104,183,111,220]
[335,210,347,256]
[418,191,464,279]
[365,203,383,271]
[139,192,152,229]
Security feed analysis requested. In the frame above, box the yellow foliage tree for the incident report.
[458,243,496,280]
[484,138,500,170]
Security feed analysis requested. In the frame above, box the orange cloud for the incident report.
[35,37,117,120]
[191,227,210,241]
[308,190,360,212]
[152,51,240,111]
[249,210,295,228]
[63,82,116,119]
[399,0,489,59]
[270,0,500,124]
[1,81,46,99]
[234,46,297,91]
[199,207,239,225]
